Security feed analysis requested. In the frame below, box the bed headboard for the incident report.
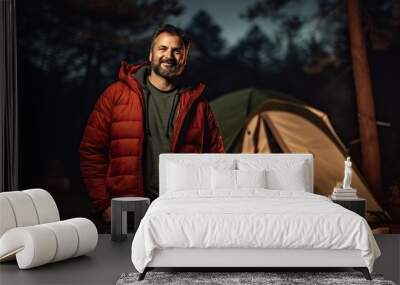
[159,153,314,196]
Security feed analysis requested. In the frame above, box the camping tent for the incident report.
[210,88,384,220]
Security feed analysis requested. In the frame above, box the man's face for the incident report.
[149,32,187,80]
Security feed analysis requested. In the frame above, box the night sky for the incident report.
[170,0,318,48]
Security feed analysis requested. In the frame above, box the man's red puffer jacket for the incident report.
[79,61,224,213]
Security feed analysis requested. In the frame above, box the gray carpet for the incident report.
[116,271,396,285]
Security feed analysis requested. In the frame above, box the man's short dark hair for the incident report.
[150,24,190,51]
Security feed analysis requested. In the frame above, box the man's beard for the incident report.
[151,58,184,80]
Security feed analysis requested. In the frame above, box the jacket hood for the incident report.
[118,61,149,93]
[118,61,205,98]
[118,61,206,138]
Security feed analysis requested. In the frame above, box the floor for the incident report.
[374,234,400,284]
[0,235,134,285]
[0,234,399,285]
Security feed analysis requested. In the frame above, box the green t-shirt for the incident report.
[143,78,179,200]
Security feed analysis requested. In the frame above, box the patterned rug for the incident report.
[116,271,396,285]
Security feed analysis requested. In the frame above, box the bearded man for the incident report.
[80,24,224,222]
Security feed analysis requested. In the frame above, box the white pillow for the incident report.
[236,169,267,188]
[237,159,308,191]
[167,161,211,191]
[166,159,236,192]
[266,167,307,191]
[211,169,268,190]
[211,168,236,190]
[166,158,236,170]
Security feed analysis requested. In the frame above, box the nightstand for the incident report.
[331,198,366,218]
[111,197,150,242]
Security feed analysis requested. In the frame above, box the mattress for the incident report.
[131,189,380,273]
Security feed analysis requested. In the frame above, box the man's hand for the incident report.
[102,206,112,222]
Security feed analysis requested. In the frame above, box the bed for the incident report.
[131,153,380,280]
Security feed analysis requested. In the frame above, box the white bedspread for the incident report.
[131,190,380,273]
